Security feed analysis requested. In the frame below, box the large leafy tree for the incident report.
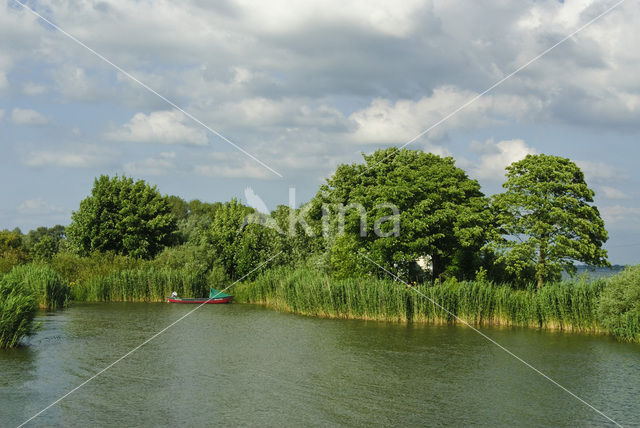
[310,148,493,280]
[205,199,279,280]
[491,154,609,288]
[67,175,177,259]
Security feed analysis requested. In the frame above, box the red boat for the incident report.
[168,288,233,304]
[167,296,233,304]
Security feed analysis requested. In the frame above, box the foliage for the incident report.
[491,154,609,288]
[67,175,177,259]
[598,265,640,342]
[48,251,143,284]
[234,266,604,331]
[310,148,493,281]
[204,199,282,280]
[3,264,70,310]
[0,272,38,348]
[0,229,30,274]
[24,225,66,260]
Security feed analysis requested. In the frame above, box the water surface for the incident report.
[1,303,638,427]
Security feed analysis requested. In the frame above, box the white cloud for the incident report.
[468,139,537,181]
[123,152,177,176]
[24,145,115,168]
[601,205,640,231]
[0,109,4,121]
[347,88,542,145]
[599,186,628,200]
[109,110,208,146]
[11,108,49,126]
[0,71,7,92]
[194,152,275,179]
[576,160,623,183]
[23,82,47,96]
[18,198,64,215]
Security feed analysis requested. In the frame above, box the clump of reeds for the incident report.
[3,264,70,310]
[71,266,208,302]
[0,273,38,348]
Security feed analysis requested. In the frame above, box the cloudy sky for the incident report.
[1,0,639,264]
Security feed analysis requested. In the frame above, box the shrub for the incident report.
[0,274,38,348]
[598,265,640,342]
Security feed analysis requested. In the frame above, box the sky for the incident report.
[1,0,639,264]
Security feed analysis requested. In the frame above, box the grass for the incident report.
[234,266,605,332]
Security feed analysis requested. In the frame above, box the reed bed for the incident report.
[0,272,38,348]
[234,267,605,332]
[3,264,70,310]
[71,266,208,302]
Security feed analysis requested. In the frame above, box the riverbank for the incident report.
[233,267,606,333]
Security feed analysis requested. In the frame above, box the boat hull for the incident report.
[167,296,233,304]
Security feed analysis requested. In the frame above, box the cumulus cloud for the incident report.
[194,151,276,179]
[22,82,47,96]
[10,108,49,126]
[576,160,624,183]
[600,205,640,231]
[599,185,628,200]
[18,198,64,215]
[23,145,116,168]
[123,152,177,176]
[108,110,209,146]
[468,139,537,181]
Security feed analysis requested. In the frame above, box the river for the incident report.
[1,303,638,427]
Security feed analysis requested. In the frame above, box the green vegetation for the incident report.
[71,266,207,302]
[308,148,492,280]
[67,175,177,259]
[598,265,640,342]
[2,265,69,310]
[234,267,604,331]
[0,274,38,349]
[3,150,639,347]
[491,154,609,288]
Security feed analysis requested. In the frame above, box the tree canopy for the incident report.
[491,154,609,287]
[67,175,177,259]
[310,148,493,280]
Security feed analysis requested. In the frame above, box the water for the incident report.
[1,303,638,427]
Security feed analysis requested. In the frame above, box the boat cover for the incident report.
[209,288,232,299]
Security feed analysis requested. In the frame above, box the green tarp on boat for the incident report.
[209,288,232,299]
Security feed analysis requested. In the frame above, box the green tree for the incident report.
[310,148,493,280]
[491,154,609,288]
[25,225,66,260]
[0,230,29,273]
[67,175,177,259]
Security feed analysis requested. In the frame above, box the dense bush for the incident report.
[4,265,70,310]
[598,266,640,342]
[0,274,38,348]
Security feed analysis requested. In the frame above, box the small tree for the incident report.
[491,154,609,288]
[67,175,177,259]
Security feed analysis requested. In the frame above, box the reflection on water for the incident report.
[1,303,638,427]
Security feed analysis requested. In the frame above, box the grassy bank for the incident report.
[234,267,605,332]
